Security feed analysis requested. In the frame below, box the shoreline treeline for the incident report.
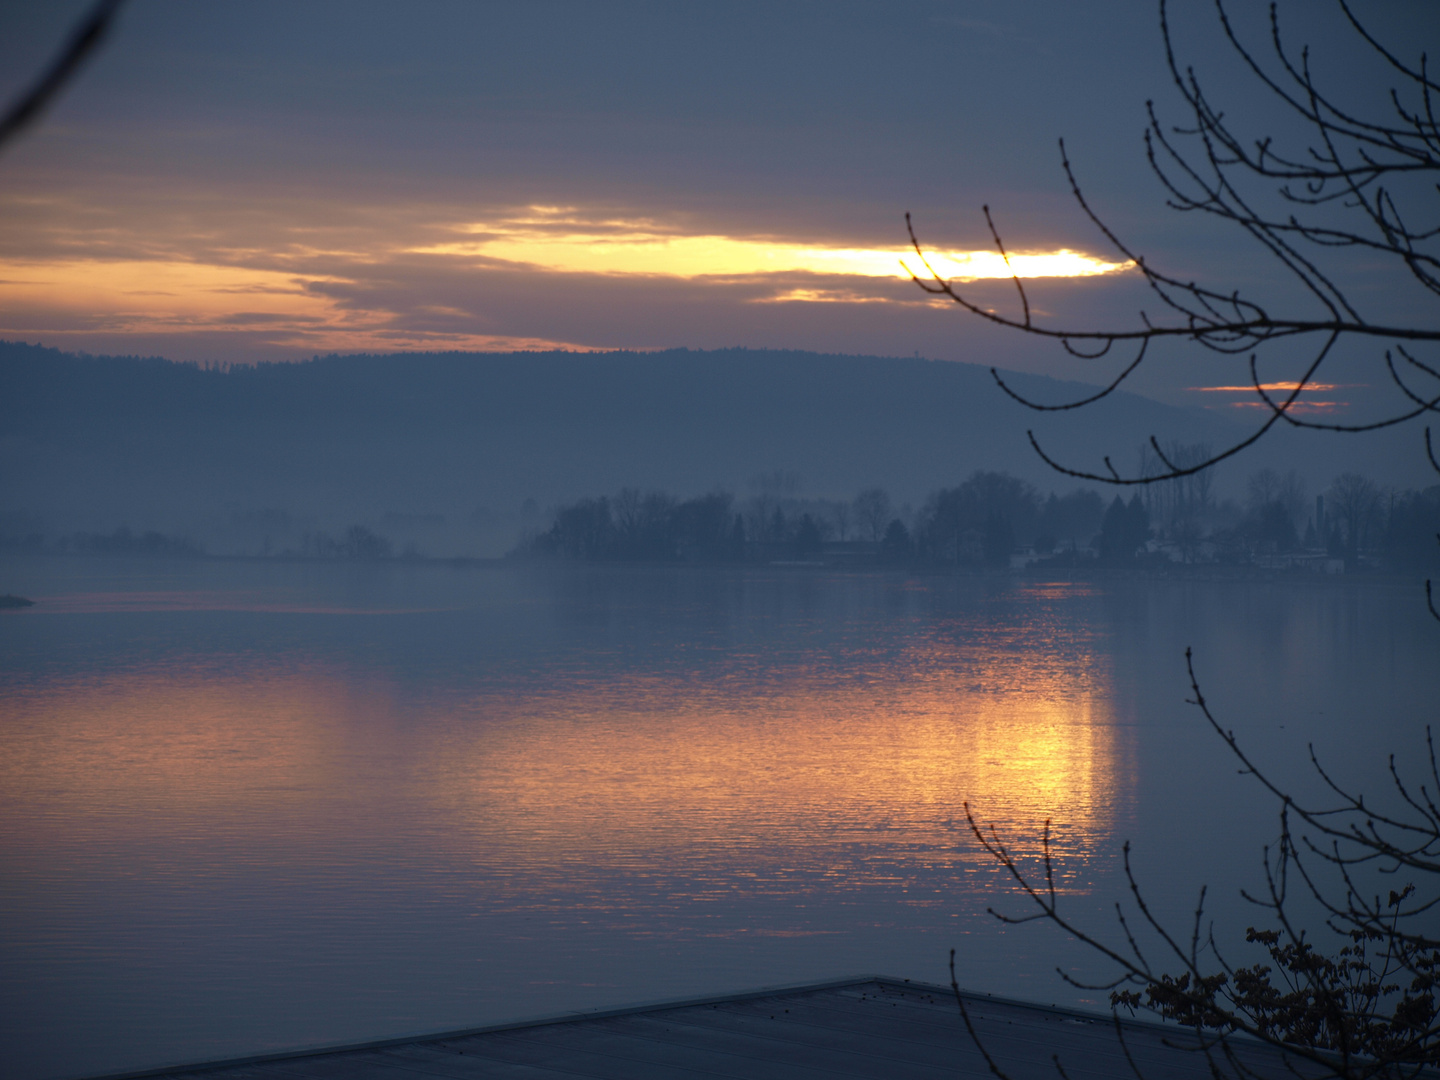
[513,465,1440,572]
[4,465,1435,571]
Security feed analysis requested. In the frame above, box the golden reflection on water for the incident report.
[1,668,384,818]
[423,649,1125,901]
[2,605,1129,907]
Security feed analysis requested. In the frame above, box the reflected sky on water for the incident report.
[0,559,1431,1079]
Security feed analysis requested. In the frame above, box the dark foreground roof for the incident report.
[93,976,1332,1080]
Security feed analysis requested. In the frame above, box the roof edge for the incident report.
[74,973,1378,1080]
[70,974,899,1080]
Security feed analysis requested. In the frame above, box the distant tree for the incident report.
[1241,468,1307,553]
[746,471,798,545]
[613,488,646,551]
[917,471,1040,566]
[729,512,748,559]
[547,497,613,560]
[768,505,787,544]
[793,513,822,557]
[614,490,676,560]
[1247,500,1299,554]
[981,514,1014,567]
[301,531,334,558]
[808,507,836,544]
[1247,468,1284,511]
[830,499,853,542]
[1097,494,1150,563]
[673,492,735,560]
[1249,469,1307,529]
[1328,473,1386,558]
[967,472,1041,541]
[1127,494,1150,551]
[520,489,748,562]
[1385,487,1440,570]
[1279,472,1307,528]
[854,488,893,543]
[881,518,912,562]
[64,525,203,558]
[342,525,393,560]
[1038,489,1105,554]
[1141,441,1214,538]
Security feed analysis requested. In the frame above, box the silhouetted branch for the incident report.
[1184,649,1440,885]
[959,648,1440,1078]
[909,0,1440,484]
[950,949,1016,1080]
[0,1,126,152]
[989,340,1150,413]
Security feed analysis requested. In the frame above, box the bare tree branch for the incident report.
[0,0,127,153]
[959,649,1440,1078]
[908,0,1440,485]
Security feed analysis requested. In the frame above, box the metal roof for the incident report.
[86,975,1336,1080]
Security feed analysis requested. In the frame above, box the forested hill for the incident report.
[0,342,1399,557]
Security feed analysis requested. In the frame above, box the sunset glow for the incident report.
[0,258,332,323]
[415,209,1131,283]
[1187,381,1356,414]
[1189,382,1347,393]
[5,3,1432,1077]
[0,204,1134,357]
[0,255,590,354]
[1228,400,1347,412]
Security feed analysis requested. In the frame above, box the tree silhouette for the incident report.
[853,487,893,543]
[1097,494,1150,563]
[1328,472,1386,559]
[910,3,1440,1076]
[952,653,1439,1080]
[906,0,1440,491]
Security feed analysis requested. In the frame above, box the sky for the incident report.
[0,0,1434,412]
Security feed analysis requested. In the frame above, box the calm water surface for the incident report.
[0,557,1433,1079]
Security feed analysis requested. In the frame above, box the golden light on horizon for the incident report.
[0,256,587,353]
[414,210,1131,283]
[1189,381,1348,393]
[1228,400,1347,412]
[1187,381,1355,414]
[0,258,332,323]
[0,203,1132,352]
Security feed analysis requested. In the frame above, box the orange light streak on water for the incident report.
[421,673,1123,911]
[1,669,390,821]
[2,628,1128,910]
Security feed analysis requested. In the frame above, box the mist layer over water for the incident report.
[0,558,1431,1080]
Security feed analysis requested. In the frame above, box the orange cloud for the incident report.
[1227,400,1348,413]
[416,207,1132,282]
[1187,381,1353,393]
[0,199,1134,360]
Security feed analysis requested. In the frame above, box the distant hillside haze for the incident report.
[0,342,1417,557]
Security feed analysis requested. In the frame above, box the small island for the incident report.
[0,594,35,609]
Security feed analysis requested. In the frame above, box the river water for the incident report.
[0,557,1433,1079]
